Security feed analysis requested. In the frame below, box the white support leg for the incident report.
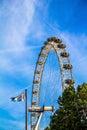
[35,112,43,130]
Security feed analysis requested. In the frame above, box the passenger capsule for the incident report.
[57,44,66,49]
[54,38,62,43]
[47,37,57,42]
[32,102,37,105]
[31,113,36,117]
[42,46,48,50]
[35,70,41,74]
[39,53,46,57]
[31,113,38,117]
[44,41,50,45]
[33,80,39,84]
[32,91,39,94]
[65,79,75,85]
[31,125,35,129]
[60,52,69,57]
[63,64,72,69]
[37,61,43,65]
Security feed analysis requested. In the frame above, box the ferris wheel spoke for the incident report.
[30,37,74,130]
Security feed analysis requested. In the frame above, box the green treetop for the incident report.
[45,83,87,130]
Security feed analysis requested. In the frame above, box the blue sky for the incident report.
[0,0,87,129]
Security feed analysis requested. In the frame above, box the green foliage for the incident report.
[45,83,87,130]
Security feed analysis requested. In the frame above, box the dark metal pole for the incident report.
[25,89,28,130]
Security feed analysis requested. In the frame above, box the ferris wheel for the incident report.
[28,37,74,130]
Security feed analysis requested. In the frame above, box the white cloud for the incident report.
[0,0,43,81]
[0,1,39,127]
[1,0,34,48]
[0,0,87,129]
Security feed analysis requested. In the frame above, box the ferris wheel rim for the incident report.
[30,37,74,130]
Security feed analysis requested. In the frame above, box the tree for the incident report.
[45,83,87,130]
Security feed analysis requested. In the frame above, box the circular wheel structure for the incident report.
[30,37,74,130]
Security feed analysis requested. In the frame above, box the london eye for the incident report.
[29,37,74,130]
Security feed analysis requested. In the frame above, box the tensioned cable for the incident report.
[31,37,74,130]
